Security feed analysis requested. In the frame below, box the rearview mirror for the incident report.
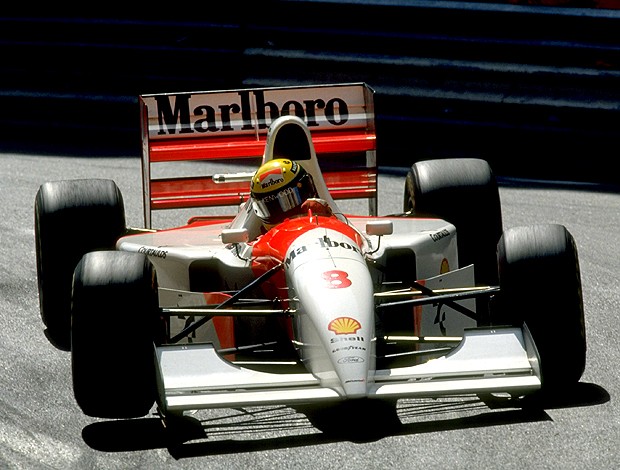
[365,220,393,236]
[221,228,249,244]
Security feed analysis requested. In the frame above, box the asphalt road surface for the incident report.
[0,151,618,469]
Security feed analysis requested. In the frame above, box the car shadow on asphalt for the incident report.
[80,381,608,459]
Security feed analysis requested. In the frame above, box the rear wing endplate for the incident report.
[139,83,377,228]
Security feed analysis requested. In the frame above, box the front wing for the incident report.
[155,326,541,414]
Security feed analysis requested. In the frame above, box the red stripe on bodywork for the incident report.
[203,292,236,360]
[148,130,375,163]
[148,169,376,210]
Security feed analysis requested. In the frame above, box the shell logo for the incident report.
[328,317,361,335]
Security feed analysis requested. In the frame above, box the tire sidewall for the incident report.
[71,251,159,419]
[34,179,126,350]
[496,224,586,389]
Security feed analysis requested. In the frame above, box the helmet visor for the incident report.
[253,185,303,224]
[253,173,316,225]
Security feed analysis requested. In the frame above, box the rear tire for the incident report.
[71,251,159,419]
[404,158,503,320]
[495,224,586,389]
[34,179,126,350]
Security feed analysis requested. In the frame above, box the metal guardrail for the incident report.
[1,2,619,182]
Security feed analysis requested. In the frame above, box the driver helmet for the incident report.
[250,158,317,225]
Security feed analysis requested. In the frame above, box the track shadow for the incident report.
[511,381,609,410]
[81,381,608,459]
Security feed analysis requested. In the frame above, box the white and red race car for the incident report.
[35,83,586,422]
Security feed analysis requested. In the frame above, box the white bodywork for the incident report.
[285,226,376,398]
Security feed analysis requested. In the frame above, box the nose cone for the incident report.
[325,314,373,398]
[344,383,368,398]
[341,370,370,398]
[284,224,376,399]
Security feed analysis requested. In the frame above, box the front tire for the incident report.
[71,251,160,419]
[34,179,126,350]
[495,224,586,389]
[404,158,503,320]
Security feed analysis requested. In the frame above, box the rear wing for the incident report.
[139,83,377,228]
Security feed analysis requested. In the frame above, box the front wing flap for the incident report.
[155,326,541,414]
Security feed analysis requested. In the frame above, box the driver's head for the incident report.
[250,158,317,226]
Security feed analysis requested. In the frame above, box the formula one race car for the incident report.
[34,83,586,422]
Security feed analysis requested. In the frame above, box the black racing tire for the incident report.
[34,179,126,351]
[404,158,503,320]
[495,224,586,389]
[71,251,160,419]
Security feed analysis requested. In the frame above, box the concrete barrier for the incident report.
[1,2,618,182]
